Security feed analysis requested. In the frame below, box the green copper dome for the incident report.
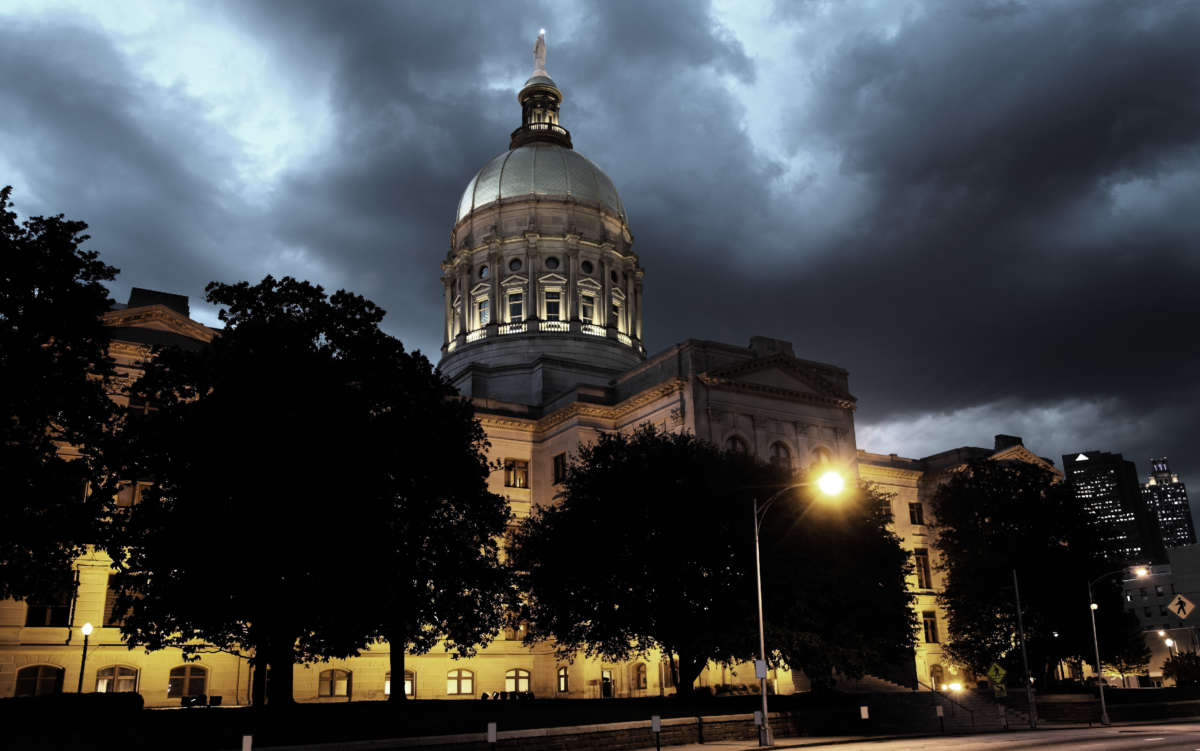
[455,142,627,226]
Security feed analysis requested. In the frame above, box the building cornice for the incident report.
[477,378,687,437]
[102,305,216,343]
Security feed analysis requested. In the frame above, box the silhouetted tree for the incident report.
[106,276,508,706]
[1162,650,1200,687]
[931,459,1112,683]
[510,426,764,694]
[1103,610,1152,685]
[762,483,916,690]
[0,186,118,603]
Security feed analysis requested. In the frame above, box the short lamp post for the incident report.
[77,622,93,693]
[1165,637,1176,658]
[752,469,846,746]
[1088,566,1148,725]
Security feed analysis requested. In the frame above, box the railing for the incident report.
[512,122,568,137]
[446,339,458,352]
[581,324,606,337]
[498,323,527,335]
[541,320,569,332]
[466,329,487,343]
[617,332,632,346]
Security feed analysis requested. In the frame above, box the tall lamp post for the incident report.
[77,622,93,693]
[752,469,846,747]
[1088,566,1148,725]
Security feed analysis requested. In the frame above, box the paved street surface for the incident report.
[631,722,1200,751]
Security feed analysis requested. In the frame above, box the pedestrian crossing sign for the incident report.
[1170,594,1194,620]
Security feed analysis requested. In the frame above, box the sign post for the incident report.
[651,715,661,751]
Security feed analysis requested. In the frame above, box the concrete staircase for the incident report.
[833,673,1034,734]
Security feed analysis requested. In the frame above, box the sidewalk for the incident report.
[626,715,1200,751]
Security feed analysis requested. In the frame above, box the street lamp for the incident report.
[77,622,93,693]
[752,469,846,746]
[1088,566,1149,725]
[1164,637,1176,658]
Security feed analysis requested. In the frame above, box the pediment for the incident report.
[101,305,215,343]
[991,445,1063,477]
[700,353,856,409]
[538,272,568,285]
[470,282,491,296]
[578,278,602,291]
[501,274,528,287]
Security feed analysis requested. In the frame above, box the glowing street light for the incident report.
[1089,566,1149,725]
[77,622,93,693]
[751,469,846,746]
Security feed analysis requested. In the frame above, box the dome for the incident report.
[455,142,627,225]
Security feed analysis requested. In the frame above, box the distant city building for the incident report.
[1142,458,1195,549]
[1063,450,1166,564]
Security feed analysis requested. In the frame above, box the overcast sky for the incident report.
[3,0,1198,486]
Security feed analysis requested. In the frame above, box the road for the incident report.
[632,723,1200,751]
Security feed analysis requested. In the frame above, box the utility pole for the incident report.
[1012,569,1037,728]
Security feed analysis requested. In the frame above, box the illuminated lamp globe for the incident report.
[81,622,93,636]
[1135,567,1149,577]
[817,470,845,497]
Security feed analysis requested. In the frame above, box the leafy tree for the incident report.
[931,459,1112,684]
[761,483,916,690]
[510,426,763,694]
[1102,610,1152,685]
[106,276,508,705]
[1162,650,1200,687]
[0,186,118,602]
[510,425,914,695]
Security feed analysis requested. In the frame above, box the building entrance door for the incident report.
[601,669,614,698]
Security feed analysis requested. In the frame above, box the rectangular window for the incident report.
[103,578,125,627]
[908,503,924,525]
[508,291,524,322]
[545,290,561,321]
[581,294,595,323]
[1156,585,1165,597]
[477,298,490,326]
[25,590,72,627]
[553,453,567,484]
[610,302,620,327]
[505,459,529,489]
[914,549,933,590]
[1159,605,1168,616]
[922,611,939,643]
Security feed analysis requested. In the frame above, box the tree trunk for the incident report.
[267,636,294,706]
[675,652,704,696]
[388,624,407,702]
[250,657,267,707]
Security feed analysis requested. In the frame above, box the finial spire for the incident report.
[533,29,547,76]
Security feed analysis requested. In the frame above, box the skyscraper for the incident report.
[1063,450,1166,564]
[1142,457,1195,549]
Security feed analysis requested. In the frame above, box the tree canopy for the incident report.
[931,458,1133,684]
[760,483,916,689]
[510,425,914,694]
[0,186,118,602]
[106,276,508,705]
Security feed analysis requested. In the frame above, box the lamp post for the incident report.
[77,622,93,693]
[752,469,845,746]
[1088,566,1148,725]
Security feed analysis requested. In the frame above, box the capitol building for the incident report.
[0,36,979,704]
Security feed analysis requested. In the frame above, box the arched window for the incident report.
[769,442,791,469]
[557,666,569,693]
[446,668,474,695]
[167,665,207,698]
[812,446,833,465]
[15,665,63,697]
[725,435,748,454]
[505,668,531,693]
[384,670,415,697]
[318,669,351,698]
[634,663,647,690]
[96,665,138,693]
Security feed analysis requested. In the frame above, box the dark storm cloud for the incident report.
[0,18,255,312]
[745,0,1200,478]
[3,0,1197,480]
